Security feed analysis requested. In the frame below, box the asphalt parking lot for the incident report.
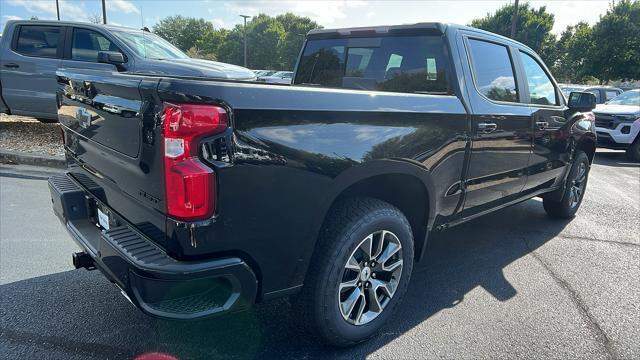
[1,150,638,359]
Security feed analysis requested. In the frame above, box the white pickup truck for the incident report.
[593,89,640,161]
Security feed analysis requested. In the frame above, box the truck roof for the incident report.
[307,22,534,53]
[4,19,147,33]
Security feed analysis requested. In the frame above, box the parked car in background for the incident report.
[253,69,277,78]
[584,86,624,104]
[0,20,255,122]
[559,84,588,98]
[50,22,597,346]
[258,70,293,84]
[559,85,623,104]
[594,89,640,161]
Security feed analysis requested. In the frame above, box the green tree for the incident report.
[245,14,285,69]
[152,13,320,70]
[552,22,595,82]
[153,16,216,52]
[276,13,321,69]
[590,0,640,82]
[471,2,556,61]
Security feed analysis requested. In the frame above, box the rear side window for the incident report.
[587,90,601,103]
[294,36,450,94]
[72,28,117,62]
[15,26,61,58]
[467,39,518,103]
[605,90,620,101]
[519,51,558,106]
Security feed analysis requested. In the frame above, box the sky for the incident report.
[0,0,614,36]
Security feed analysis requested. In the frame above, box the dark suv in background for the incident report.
[0,20,254,122]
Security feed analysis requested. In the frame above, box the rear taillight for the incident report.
[162,103,228,221]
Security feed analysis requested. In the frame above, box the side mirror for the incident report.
[567,91,596,112]
[97,51,126,70]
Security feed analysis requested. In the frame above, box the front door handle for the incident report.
[3,63,19,69]
[478,122,497,133]
[536,121,549,130]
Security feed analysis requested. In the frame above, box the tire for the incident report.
[543,151,590,218]
[296,197,414,347]
[626,137,640,162]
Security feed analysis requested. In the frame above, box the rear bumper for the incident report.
[48,174,257,320]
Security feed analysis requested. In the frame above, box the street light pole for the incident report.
[510,0,520,39]
[101,0,107,24]
[56,0,60,20]
[240,15,251,68]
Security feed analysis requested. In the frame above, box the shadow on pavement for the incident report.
[0,199,571,359]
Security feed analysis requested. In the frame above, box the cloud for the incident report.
[108,0,140,14]
[3,15,22,21]
[210,18,228,29]
[213,0,368,28]
[6,0,87,20]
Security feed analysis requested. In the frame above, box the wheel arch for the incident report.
[292,159,437,288]
[576,134,596,164]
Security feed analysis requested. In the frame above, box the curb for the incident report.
[0,149,66,169]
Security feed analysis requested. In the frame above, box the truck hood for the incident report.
[593,104,640,116]
[143,58,256,80]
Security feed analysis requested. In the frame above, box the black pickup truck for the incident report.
[49,23,597,346]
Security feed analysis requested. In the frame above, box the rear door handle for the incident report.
[536,121,549,130]
[477,122,497,133]
[3,63,19,69]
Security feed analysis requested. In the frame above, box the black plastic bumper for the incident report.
[48,174,257,320]
[596,132,629,150]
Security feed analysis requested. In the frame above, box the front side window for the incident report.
[520,51,558,106]
[295,35,450,94]
[15,26,61,58]
[72,28,117,62]
[467,39,518,103]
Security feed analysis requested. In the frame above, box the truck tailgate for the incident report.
[56,69,168,249]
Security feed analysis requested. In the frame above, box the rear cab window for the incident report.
[294,35,451,94]
[14,25,62,58]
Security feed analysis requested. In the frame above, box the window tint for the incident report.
[520,51,557,105]
[467,39,518,102]
[15,26,61,58]
[295,36,450,94]
[72,28,117,62]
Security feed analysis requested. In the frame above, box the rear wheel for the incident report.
[297,198,414,347]
[626,137,640,162]
[543,151,590,218]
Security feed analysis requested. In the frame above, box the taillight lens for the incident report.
[162,103,228,221]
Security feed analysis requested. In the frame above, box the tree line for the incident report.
[153,13,320,70]
[152,0,639,83]
[471,0,639,84]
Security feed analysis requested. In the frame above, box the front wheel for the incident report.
[296,198,414,347]
[626,137,640,162]
[543,151,590,218]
